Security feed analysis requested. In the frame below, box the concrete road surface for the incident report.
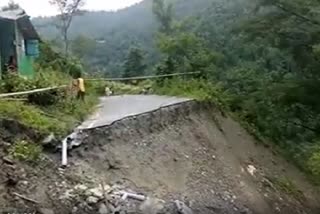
[78,95,191,129]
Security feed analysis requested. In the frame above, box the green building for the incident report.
[0,9,40,79]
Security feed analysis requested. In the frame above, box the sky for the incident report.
[0,0,143,17]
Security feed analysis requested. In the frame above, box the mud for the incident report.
[0,101,319,213]
[65,101,320,214]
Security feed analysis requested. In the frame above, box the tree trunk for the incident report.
[64,31,69,56]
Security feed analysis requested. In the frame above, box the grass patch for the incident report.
[269,176,305,201]
[307,148,320,184]
[9,140,42,163]
[0,101,67,136]
[0,89,99,137]
[48,93,99,123]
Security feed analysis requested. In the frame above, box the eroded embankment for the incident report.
[66,101,320,214]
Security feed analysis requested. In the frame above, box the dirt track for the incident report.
[67,101,320,214]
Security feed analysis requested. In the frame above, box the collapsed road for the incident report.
[58,95,320,214]
[78,95,192,129]
[2,95,319,214]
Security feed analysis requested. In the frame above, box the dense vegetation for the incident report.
[150,0,320,182]
[32,0,320,181]
[0,43,99,139]
[32,0,212,76]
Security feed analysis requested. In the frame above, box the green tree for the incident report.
[71,35,96,60]
[152,0,174,34]
[1,0,20,11]
[122,47,146,78]
[49,0,85,55]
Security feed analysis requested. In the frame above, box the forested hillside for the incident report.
[150,0,320,182]
[32,0,212,76]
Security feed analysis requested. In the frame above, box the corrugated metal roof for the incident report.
[0,9,39,40]
[18,17,40,40]
[0,9,27,20]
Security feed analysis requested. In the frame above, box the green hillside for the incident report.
[32,0,214,76]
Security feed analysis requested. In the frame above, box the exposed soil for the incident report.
[0,101,319,214]
[68,101,320,214]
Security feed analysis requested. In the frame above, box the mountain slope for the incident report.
[32,0,213,76]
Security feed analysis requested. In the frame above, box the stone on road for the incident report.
[78,95,191,130]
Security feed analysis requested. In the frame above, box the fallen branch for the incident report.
[13,192,39,204]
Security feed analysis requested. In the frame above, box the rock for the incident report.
[175,200,193,214]
[72,207,78,214]
[87,196,99,204]
[140,198,165,214]
[39,208,55,214]
[247,165,257,176]
[20,180,29,186]
[3,156,14,165]
[74,184,88,191]
[59,189,75,200]
[212,155,216,160]
[86,188,104,199]
[43,133,57,145]
[99,203,110,214]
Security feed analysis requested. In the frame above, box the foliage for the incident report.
[1,0,20,11]
[0,101,67,135]
[33,0,212,76]
[151,0,320,182]
[123,47,146,78]
[9,140,42,163]
[0,41,98,137]
[71,35,96,60]
[49,0,85,55]
[52,92,99,122]
[36,42,84,77]
[153,78,229,107]
[307,147,320,182]
[152,0,174,34]
[0,69,68,93]
[269,176,305,201]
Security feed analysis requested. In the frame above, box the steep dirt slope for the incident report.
[67,101,320,214]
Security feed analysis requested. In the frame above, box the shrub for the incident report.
[153,78,230,107]
[269,176,305,201]
[9,140,42,163]
[307,148,320,182]
[0,101,66,136]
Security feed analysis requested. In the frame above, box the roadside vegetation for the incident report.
[0,43,99,153]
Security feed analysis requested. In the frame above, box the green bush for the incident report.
[307,148,320,182]
[269,176,305,201]
[53,93,99,122]
[0,69,68,93]
[153,78,230,107]
[9,140,42,163]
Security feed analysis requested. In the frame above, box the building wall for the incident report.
[0,19,38,78]
[0,19,15,75]
[15,25,34,78]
